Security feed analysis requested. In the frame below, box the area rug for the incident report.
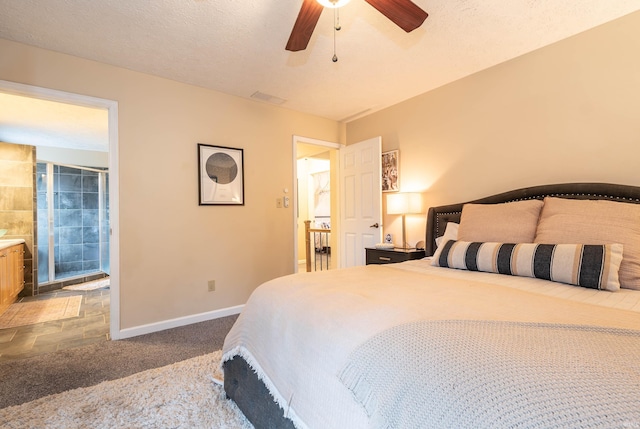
[62,277,110,291]
[0,296,83,329]
[0,350,253,428]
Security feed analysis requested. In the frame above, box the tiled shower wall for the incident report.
[0,142,36,296]
[37,163,109,284]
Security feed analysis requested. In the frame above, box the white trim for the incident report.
[0,79,122,340]
[0,80,116,110]
[106,96,121,339]
[293,135,342,149]
[117,305,244,339]
[292,135,342,273]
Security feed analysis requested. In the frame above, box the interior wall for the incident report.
[0,39,341,329]
[328,149,340,269]
[0,141,35,296]
[347,11,640,246]
[36,146,108,168]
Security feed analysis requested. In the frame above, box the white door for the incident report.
[339,137,382,267]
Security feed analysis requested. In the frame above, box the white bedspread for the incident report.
[340,320,640,429]
[222,259,640,429]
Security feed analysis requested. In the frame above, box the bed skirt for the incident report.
[223,356,296,429]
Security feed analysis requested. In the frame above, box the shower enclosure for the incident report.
[36,163,110,286]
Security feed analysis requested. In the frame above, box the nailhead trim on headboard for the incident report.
[425,183,640,257]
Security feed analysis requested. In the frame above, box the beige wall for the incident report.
[347,11,640,247]
[0,39,340,329]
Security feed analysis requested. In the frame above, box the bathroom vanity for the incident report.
[0,240,25,315]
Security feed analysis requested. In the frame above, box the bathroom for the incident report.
[0,141,110,296]
[0,85,118,360]
[0,91,111,299]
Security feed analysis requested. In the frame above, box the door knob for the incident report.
[369,223,380,228]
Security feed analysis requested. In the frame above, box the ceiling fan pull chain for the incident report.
[332,8,339,62]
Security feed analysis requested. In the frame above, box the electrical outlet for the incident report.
[276,198,283,208]
[208,280,216,292]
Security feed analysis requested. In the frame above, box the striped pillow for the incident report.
[431,241,623,291]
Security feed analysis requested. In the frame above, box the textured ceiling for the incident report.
[1,0,639,151]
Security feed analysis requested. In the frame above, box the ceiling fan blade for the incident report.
[286,0,324,52]
[364,0,428,32]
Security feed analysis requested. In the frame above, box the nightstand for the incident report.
[365,247,426,265]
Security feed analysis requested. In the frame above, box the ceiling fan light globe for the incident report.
[317,0,351,8]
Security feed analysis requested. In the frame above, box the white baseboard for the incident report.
[114,304,244,340]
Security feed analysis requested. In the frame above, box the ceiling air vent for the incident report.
[250,91,287,105]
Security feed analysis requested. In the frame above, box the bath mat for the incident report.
[0,296,83,329]
[63,277,110,291]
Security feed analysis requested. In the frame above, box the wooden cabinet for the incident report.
[0,247,8,313]
[10,245,25,298]
[365,247,425,265]
[0,243,25,315]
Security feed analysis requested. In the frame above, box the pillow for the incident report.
[535,197,640,290]
[457,200,544,243]
[434,222,459,248]
[431,240,623,291]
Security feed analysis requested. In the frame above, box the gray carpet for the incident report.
[0,314,237,409]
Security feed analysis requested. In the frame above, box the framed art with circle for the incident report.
[198,143,244,205]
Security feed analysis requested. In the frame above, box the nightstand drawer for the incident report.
[365,248,425,265]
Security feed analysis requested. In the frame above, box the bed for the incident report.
[222,183,640,429]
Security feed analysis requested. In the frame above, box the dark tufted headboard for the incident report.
[425,183,640,257]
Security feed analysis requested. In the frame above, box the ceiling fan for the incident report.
[286,0,428,52]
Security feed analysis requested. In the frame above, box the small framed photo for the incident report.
[198,144,244,205]
[381,150,399,192]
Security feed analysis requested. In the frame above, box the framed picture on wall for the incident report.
[198,144,244,205]
[381,150,399,192]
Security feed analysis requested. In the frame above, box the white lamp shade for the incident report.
[386,192,424,215]
[317,0,351,8]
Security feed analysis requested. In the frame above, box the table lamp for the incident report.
[386,192,424,249]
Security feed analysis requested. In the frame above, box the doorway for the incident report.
[0,79,120,339]
[293,136,341,272]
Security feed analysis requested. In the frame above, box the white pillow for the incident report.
[435,222,459,248]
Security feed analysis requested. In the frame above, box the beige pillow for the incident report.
[457,200,544,243]
[534,197,640,290]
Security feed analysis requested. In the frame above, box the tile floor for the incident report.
[0,287,110,362]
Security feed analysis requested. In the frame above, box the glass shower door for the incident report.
[99,171,110,274]
[36,163,50,284]
[36,162,110,284]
